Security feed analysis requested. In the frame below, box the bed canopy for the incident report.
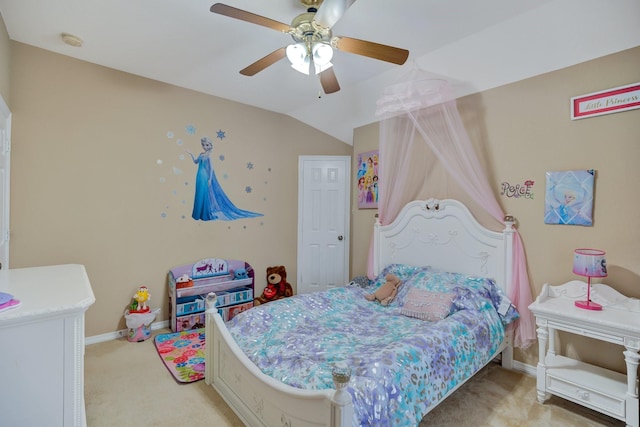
[370,73,535,349]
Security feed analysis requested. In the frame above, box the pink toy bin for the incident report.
[124,308,159,342]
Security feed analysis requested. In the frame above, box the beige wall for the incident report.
[9,42,351,336]
[352,46,640,372]
[349,122,379,276]
[6,11,640,372]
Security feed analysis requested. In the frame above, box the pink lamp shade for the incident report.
[573,249,607,278]
[573,248,607,311]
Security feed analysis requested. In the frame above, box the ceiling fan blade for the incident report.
[240,47,287,76]
[320,67,340,94]
[210,3,290,33]
[334,36,409,65]
[313,0,356,29]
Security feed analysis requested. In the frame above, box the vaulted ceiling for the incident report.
[1,0,638,144]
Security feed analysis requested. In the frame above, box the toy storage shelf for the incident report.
[175,277,252,298]
[168,258,254,332]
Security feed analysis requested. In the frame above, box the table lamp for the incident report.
[573,248,607,310]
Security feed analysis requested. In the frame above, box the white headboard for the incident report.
[373,198,515,294]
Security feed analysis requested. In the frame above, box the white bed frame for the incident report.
[205,198,516,427]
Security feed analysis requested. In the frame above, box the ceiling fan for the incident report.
[210,0,409,94]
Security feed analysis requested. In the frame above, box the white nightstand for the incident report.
[529,280,640,427]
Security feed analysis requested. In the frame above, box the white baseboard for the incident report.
[512,359,536,377]
[85,320,169,345]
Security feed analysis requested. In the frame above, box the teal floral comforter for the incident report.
[226,265,517,427]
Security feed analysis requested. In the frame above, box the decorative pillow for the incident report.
[400,288,456,321]
[395,267,520,325]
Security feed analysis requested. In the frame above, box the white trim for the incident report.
[0,93,10,270]
[85,319,169,345]
[512,360,536,377]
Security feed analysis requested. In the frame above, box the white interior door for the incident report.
[0,96,10,270]
[297,156,350,294]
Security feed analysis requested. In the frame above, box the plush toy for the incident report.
[175,274,193,289]
[365,273,402,306]
[233,268,249,280]
[254,265,294,306]
[131,285,151,313]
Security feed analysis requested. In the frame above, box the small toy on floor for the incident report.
[365,273,402,306]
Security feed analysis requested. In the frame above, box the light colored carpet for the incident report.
[85,329,624,427]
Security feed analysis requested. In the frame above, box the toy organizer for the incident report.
[168,258,254,332]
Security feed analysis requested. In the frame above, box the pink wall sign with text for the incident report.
[571,82,640,120]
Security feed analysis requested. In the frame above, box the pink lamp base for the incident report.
[575,300,602,310]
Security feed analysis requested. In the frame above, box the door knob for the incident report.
[338,235,343,241]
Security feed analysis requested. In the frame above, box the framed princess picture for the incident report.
[544,169,595,226]
[356,150,379,209]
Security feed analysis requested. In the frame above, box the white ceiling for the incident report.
[0,0,639,144]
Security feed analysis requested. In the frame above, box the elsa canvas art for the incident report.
[544,170,595,226]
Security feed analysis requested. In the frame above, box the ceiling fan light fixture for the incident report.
[312,42,333,65]
[211,2,410,94]
[314,61,333,75]
[291,58,311,75]
[286,43,311,75]
[311,42,333,74]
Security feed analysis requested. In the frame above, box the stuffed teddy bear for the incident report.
[365,273,402,306]
[254,265,294,306]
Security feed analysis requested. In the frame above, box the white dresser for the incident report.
[0,264,95,427]
[529,280,640,427]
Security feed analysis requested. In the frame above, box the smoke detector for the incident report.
[61,33,83,47]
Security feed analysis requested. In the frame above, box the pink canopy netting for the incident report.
[368,75,535,349]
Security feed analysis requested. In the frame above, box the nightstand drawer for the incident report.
[546,356,627,420]
[548,374,625,418]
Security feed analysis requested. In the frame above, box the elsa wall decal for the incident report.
[185,137,263,221]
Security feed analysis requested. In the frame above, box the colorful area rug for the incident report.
[154,328,205,383]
